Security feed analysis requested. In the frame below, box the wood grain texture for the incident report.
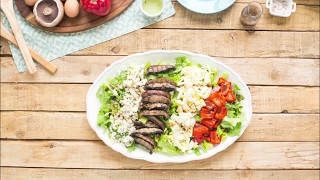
[1,140,318,169]
[2,30,319,57]
[1,168,319,180]
[1,56,319,86]
[1,84,318,113]
[69,30,319,58]
[148,2,320,31]
[15,0,134,33]
[1,111,319,141]
[0,38,11,54]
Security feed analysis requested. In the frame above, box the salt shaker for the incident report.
[240,2,263,26]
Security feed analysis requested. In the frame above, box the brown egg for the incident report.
[64,0,80,18]
[25,0,38,6]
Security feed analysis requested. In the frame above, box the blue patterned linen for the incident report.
[1,0,176,73]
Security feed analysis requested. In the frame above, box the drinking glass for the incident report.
[240,2,263,26]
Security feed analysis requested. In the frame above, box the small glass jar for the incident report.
[240,2,263,26]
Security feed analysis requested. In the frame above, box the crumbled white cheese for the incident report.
[175,66,212,114]
[109,65,147,147]
[167,113,198,152]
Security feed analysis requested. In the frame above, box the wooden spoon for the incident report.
[1,0,37,74]
[1,23,58,74]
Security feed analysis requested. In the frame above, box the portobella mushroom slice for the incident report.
[33,0,64,28]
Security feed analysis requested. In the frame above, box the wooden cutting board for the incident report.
[15,0,134,33]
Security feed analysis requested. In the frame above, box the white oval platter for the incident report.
[86,50,252,163]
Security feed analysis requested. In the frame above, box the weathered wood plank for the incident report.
[71,30,319,58]
[148,3,320,31]
[1,84,318,113]
[1,111,319,142]
[0,38,11,55]
[1,56,319,86]
[2,30,318,58]
[1,168,319,180]
[1,141,318,169]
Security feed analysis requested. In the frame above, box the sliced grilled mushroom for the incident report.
[139,103,169,111]
[147,116,166,130]
[146,78,177,87]
[133,134,157,148]
[139,110,170,120]
[145,83,176,91]
[135,126,144,129]
[133,137,154,154]
[142,95,172,105]
[133,120,160,129]
[145,65,176,76]
[142,90,171,99]
[131,128,163,135]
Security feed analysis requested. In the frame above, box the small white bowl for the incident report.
[266,0,296,17]
[140,0,165,18]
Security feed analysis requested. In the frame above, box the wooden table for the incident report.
[1,0,319,179]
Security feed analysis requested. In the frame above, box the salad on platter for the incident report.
[96,56,246,155]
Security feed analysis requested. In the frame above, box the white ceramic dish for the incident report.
[86,50,252,163]
[266,0,296,17]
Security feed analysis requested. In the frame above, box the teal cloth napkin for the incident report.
[1,0,176,73]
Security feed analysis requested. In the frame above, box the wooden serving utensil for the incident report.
[1,0,37,74]
[1,23,58,74]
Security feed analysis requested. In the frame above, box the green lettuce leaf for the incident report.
[127,143,136,153]
[227,122,242,136]
[192,148,201,156]
[155,134,181,156]
[138,116,148,124]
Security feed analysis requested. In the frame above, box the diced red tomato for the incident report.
[209,131,221,144]
[215,106,227,120]
[201,119,216,130]
[218,78,228,86]
[210,93,226,107]
[226,89,236,102]
[200,108,214,119]
[193,123,209,138]
[211,86,221,94]
[213,119,222,128]
[221,82,231,96]
[204,98,216,109]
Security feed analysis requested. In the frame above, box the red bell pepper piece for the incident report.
[215,106,227,120]
[218,78,228,86]
[209,131,221,144]
[204,98,216,109]
[193,136,204,145]
[226,89,236,102]
[204,136,210,141]
[200,108,215,119]
[201,119,216,130]
[81,0,112,16]
[210,93,226,107]
[211,86,221,94]
[193,123,209,138]
[213,119,222,128]
[221,82,231,96]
